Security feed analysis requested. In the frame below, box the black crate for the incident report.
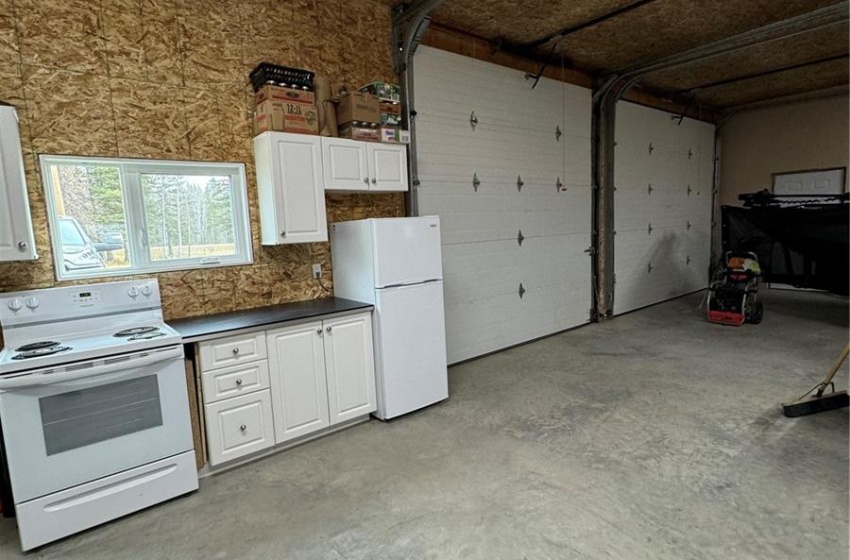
[249,63,314,92]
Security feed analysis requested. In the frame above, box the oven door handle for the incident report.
[0,347,184,389]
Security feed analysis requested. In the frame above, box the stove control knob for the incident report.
[128,286,139,298]
[7,298,22,312]
[140,284,152,297]
[25,296,39,310]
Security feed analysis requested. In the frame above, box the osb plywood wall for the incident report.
[0,0,402,322]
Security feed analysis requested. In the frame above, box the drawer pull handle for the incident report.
[235,378,243,386]
[240,424,247,432]
[232,347,240,355]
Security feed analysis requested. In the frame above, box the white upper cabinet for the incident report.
[368,143,408,192]
[321,137,369,191]
[0,105,36,262]
[254,132,328,245]
[320,137,408,193]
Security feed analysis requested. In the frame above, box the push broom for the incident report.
[782,343,850,417]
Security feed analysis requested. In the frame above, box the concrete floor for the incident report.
[1,289,847,559]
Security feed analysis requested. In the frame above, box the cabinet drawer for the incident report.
[199,331,267,371]
[205,390,275,466]
[201,360,270,404]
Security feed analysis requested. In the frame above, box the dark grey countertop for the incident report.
[170,297,373,342]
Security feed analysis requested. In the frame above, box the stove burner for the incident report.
[128,332,167,341]
[114,326,160,337]
[15,341,60,352]
[11,346,71,360]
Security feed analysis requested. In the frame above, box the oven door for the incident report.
[0,346,193,503]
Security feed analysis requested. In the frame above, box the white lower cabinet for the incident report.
[205,390,275,466]
[267,312,377,444]
[324,314,376,424]
[200,311,377,466]
[267,321,331,443]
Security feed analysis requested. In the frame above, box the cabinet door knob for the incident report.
[316,328,323,335]
[280,231,287,237]
[371,178,377,184]
[235,378,243,386]
[17,241,27,251]
[232,347,240,355]
[363,178,369,184]
[240,424,247,432]
[326,326,332,333]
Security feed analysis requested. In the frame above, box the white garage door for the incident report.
[613,101,715,315]
[414,46,593,364]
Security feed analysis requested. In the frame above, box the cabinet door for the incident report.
[321,137,369,192]
[367,143,408,192]
[267,321,330,443]
[0,106,36,261]
[205,390,275,466]
[323,313,377,424]
[256,132,327,245]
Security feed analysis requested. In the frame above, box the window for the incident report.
[41,156,252,279]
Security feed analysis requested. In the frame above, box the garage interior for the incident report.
[0,0,847,558]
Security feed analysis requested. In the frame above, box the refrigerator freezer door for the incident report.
[373,280,448,419]
[372,216,443,288]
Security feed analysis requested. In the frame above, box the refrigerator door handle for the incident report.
[379,278,442,289]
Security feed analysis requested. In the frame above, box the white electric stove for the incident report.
[0,279,198,551]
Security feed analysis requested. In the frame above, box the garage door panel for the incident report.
[415,46,592,363]
[614,101,715,315]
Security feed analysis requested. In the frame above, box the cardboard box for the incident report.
[255,85,315,105]
[254,100,319,135]
[335,92,380,125]
[339,123,381,142]
[380,101,401,116]
[359,82,401,102]
[379,127,410,144]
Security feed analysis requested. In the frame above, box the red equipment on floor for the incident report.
[707,251,763,326]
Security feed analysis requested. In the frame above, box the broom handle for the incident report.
[817,343,850,396]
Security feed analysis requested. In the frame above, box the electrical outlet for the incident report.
[312,264,322,279]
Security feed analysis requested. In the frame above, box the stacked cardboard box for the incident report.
[253,85,319,135]
[335,92,381,142]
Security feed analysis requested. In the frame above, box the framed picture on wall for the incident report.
[772,167,846,196]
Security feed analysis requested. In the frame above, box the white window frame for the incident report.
[40,155,253,280]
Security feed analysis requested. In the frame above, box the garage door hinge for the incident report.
[687,185,692,196]
[647,262,653,274]
[555,126,562,142]
[648,142,654,155]
[517,230,524,246]
[556,177,565,192]
[686,255,691,265]
[647,223,653,235]
[647,183,653,195]
[688,148,693,160]
[517,175,524,192]
[472,173,480,192]
[686,220,691,230]
[470,111,478,130]
[518,283,526,299]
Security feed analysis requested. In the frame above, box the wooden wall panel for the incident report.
[0,0,402,323]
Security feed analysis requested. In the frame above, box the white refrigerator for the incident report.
[331,216,449,420]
